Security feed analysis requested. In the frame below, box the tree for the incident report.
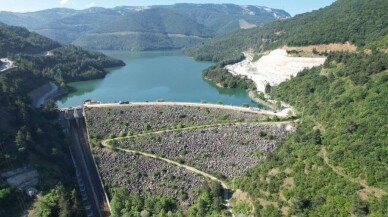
[314,129,322,145]
[265,83,272,94]
[15,126,32,153]
[140,210,151,217]
[276,100,281,110]
[351,196,369,216]
[58,185,71,217]
[41,99,59,120]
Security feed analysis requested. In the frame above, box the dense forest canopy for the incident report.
[16,45,125,83]
[110,181,226,217]
[185,0,388,216]
[237,50,388,216]
[0,22,61,56]
[0,23,124,216]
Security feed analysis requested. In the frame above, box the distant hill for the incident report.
[0,4,290,51]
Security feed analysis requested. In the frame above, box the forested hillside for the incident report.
[0,23,124,216]
[73,8,214,50]
[0,22,60,56]
[17,46,125,83]
[237,51,388,216]
[0,4,290,51]
[187,0,388,62]
[186,0,388,216]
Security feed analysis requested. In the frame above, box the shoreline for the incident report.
[204,71,295,117]
[205,74,278,110]
[248,90,278,111]
[28,82,73,107]
[36,82,58,107]
[28,82,58,107]
[203,76,224,88]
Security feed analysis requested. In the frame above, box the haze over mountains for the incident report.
[0,4,290,51]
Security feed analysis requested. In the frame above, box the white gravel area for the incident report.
[225,49,326,92]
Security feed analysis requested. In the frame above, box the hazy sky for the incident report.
[0,0,336,16]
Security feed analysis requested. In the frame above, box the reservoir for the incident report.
[57,50,258,107]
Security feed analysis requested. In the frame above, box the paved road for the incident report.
[69,119,110,217]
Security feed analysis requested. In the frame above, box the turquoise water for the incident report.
[57,50,257,107]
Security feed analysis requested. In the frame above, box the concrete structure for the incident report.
[59,105,110,217]
[1,166,39,192]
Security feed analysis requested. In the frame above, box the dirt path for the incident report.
[101,142,235,216]
[88,105,296,216]
[108,120,295,143]
[319,147,387,198]
[101,120,295,216]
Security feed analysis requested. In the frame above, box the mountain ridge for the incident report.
[0,4,290,51]
[187,0,388,62]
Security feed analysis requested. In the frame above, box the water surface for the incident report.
[57,50,258,107]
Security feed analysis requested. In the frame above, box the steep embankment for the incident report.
[85,103,295,216]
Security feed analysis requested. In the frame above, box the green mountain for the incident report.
[186,0,388,216]
[0,23,124,216]
[73,7,215,50]
[0,4,290,51]
[0,22,61,56]
[187,0,388,61]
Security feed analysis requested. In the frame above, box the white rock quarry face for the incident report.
[225,49,326,92]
